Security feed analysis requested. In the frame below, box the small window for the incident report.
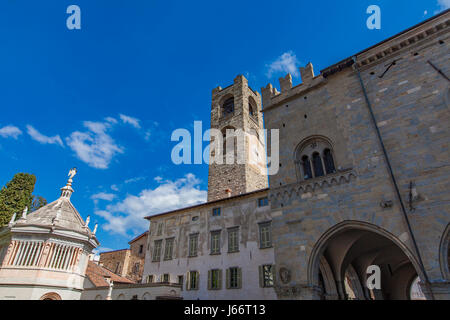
[178,275,184,285]
[212,207,221,216]
[259,222,272,249]
[152,240,162,262]
[259,265,274,288]
[258,197,269,207]
[147,275,154,283]
[162,274,170,283]
[323,148,336,174]
[227,267,241,289]
[228,227,239,253]
[208,269,222,290]
[133,262,140,274]
[211,231,221,254]
[188,234,199,257]
[312,152,324,177]
[192,216,199,221]
[139,244,143,254]
[222,97,234,116]
[301,155,313,180]
[164,238,174,260]
[156,222,164,236]
[188,271,199,290]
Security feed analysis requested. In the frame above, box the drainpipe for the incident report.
[352,56,435,300]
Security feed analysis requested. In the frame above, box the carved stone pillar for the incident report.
[1,241,16,266]
[38,241,52,268]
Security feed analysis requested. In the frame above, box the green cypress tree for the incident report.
[30,195,48,212]
[0,173,36,226]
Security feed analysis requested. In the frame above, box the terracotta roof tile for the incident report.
[85,260,135,287]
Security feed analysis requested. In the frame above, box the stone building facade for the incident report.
[142,10,449,300]
[99,231,148,283]
[142,189,276,300]
[207,75,268,201]
[261,10,450,300]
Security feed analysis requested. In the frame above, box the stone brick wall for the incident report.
[262,12,450,299]
[99,249,130,278]
[207,75,268,202]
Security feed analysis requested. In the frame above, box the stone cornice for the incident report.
[269,169,357,205]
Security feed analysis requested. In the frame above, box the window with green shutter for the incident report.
[208,269,222,290]
[259,222,272,249]
[164,237,174,260]
[228,227,239,253]
[210,231,221,254]
[259,265,274,287]
[188,271,199,290]
[152,240,162,261]
[188,233,199,257]
[227,267,241,289]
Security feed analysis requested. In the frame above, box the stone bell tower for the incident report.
[207,75,268,201]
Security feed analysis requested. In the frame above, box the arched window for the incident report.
[312,152,324,177]
[249,105,254,117]
[248,97,257,118]
[302,155,313,180]
[222,97,234,117]
[323,148,336,174]
[295,137,337,181]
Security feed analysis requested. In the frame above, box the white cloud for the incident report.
[111,184,119,191]
[95,174,207,236]
[119,114,141,129]
[144,130,151,141]
[266,51,300,78]
[0,125,22,139]
[26,125,63,146]
[66,121,124,169]
[124,176,146,184]
[91,192,116,201]
[105,117,118,124]
[437,0,450,11]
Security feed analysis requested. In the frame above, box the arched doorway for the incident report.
[309,221,424,300]
[40,292,62,300]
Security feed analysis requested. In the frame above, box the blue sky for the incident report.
[0,0,447,253]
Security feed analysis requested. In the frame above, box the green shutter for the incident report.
[186,271,191,290]
[237,268,242,289]
[208,270,212,290]
[196,271,200,290]
[226,268,230,289]
[258,265,264,288]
